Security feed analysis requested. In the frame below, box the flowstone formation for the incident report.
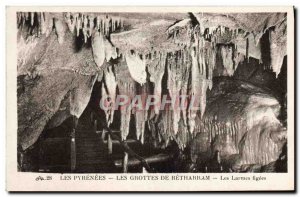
[17,12,287,171]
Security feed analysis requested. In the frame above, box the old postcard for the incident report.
[6,6,295,191]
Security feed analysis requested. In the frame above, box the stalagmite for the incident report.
[125,51,147,85]
[91,32,106,68]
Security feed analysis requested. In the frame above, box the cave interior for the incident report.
[17,12,288,173]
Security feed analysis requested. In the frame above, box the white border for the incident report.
[5,6,295,192]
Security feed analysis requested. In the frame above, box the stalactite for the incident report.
[125,51,147,85]
[160,109,175,146]
[54,18,65,44]
[167,52,184,135]
[70,75,98,118]
[16,12,288,159]
[233,52,245,69]
[90,31,118,68]
[206,45,216,89]
[180,49,190,125]
[115,62,136,141]
[17,12,53,38]
[269,20,287,76]
[134,84,149,144]
[17,35,39,68]
[234,31,247,57]
[119,84,133,141]
[36,12,42,37]
[176,119,189,150]
[199,80,209,117]
[102,66,117,127]
[40,13,50,36]
[185,26,217,135]
[65,13,76,33]
[173,50,191,147]
[104,39,118,61]
[147,52,167,114]
[91,31,105,68]
[101,83,109,119]
[188,45,202,134]
[96,16,101,31]
[75,14,81,37]
[88,17,94,37]
[247,33,262,62]
[44,14,53,37]
[30,12,34,26]
[220,45,235,76]
[61,13,124,38]
[82,15,88,43]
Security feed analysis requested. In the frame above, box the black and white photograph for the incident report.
[5,6,295,191]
